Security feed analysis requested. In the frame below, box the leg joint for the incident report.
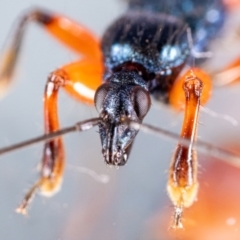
[47,69,68,89]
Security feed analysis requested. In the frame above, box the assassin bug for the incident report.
[0,0,240,231]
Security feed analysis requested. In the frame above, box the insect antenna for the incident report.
[0,117,100,155]
[0,118,239,168]
[130,121,240,167]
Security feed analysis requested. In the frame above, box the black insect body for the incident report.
[97,0,225,166]
[0,0,232,228]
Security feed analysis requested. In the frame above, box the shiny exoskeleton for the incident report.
[95,0,225,166]
[0,0,232,223]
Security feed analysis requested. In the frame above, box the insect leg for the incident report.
[16,59,103,214]
[169,68,212,111]
[167,68,212,228]
[213,58,240,86]
[0,8,101,95]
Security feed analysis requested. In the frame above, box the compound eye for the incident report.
[131,86,151,120]
[94,83,110,113]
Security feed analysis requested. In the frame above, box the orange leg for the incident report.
[167,68,212,228]
[0,8,104,214]
[213,58,240,87]
[16,59,103,214]
[0,8,102,96]
[223,0,240,11]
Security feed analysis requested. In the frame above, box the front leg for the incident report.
[167,68,212,228]
[16,70,66,214]
[41,71,66,194]
[16,59,103,214]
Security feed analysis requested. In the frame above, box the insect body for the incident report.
[99,11,189,165]
[0,0,237,228]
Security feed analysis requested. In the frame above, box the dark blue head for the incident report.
[94,71,151,166]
